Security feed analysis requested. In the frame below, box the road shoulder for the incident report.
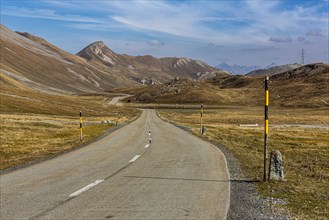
[164,122,291,220]
[211,141,290,220]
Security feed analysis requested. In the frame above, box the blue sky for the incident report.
[1,0,328,66]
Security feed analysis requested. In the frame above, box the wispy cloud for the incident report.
[4,1,326,46]
[304,41,315,45]
[2,6,103,23]
[2,0,327,65]
[207,43,224,49]
[269,37,293,43]
[147,39,164,47]
[306,29,324,37]
[297,36,305,42]
[241,46,280,52]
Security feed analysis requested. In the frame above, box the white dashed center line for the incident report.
[69,180,104,198]
[129,155,141,163]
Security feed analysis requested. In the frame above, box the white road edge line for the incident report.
[145,144,150,148]
[69,180,104,198]
[129,155,141,163]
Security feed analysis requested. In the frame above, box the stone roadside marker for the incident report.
[269,150,285,181]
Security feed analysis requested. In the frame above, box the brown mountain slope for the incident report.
[269,63,329,107]
[126,63,329,107]
[1,25,139,94]
[208,63,329,107]
[2,24,221,97]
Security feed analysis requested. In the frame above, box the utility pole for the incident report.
[301,49,305,65]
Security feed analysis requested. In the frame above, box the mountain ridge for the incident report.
[215,62,299,75]
[125,63,329,107]
[1,24,222,95]
[76,40,223,82]
[246,63,303,76]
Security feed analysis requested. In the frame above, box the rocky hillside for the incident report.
[127,63,329,107]
[123,77,229,104]
[246,63,303,76]
[210,63,329,107]
[271,63,329,79]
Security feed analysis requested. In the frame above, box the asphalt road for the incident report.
[0,110,230,220]
[108,95,131,106]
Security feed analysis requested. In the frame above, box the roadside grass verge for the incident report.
[0,86,141,171]
[157,107,329,220]
[0,113,136,171]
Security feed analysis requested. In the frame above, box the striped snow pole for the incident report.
[200,104,203,135]
[264,76,269,181]
[80,111,83,141]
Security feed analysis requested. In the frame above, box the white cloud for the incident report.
[147,39,164,47]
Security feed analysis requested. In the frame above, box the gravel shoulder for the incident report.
[212,141,290,220]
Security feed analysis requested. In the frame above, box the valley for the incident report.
[1,23,328,220]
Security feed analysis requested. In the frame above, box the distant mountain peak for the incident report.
[77,41,119,65]
[89,41,106,50]
[83,41,109,52]
[215,63,262,75]
[265,62,278,69]
[93,40,105,45]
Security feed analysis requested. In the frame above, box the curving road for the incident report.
[0,110,230,220]
[108,94,132,106]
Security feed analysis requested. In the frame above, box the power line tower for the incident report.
[300,48,305,64]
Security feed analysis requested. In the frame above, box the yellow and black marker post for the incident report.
[200,104,203,136]
[80,111,83,141]
[264,76,269,181]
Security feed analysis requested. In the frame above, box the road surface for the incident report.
[0,110,230,219]
[108,94,131,106]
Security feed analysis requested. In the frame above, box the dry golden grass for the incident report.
[0,113,138,171]
[158,107,329,220]
[0,77,141,171]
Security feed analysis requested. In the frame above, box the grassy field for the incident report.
[0,80,141,171]
[157,107,329,219]
[0,113,138,171]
